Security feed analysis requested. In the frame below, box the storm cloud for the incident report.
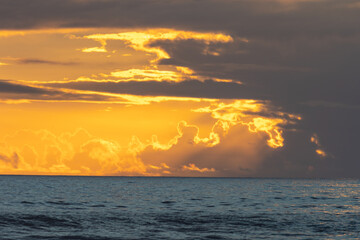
[1,0,359,177]
[0,80,121,102]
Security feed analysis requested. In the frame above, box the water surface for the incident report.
[0,176,359,239]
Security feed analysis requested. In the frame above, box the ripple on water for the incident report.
[0,214,81,229]
[161,201,176,204]
[0,176,359,239]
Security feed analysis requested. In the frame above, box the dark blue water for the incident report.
[0,176,359,239]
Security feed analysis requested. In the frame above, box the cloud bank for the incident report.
[0,0,359,177]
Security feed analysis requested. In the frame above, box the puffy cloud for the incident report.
[0,99,294,176]
[138,100,298,177]
[0,128,147,175]
[1,0,359,177]
[139,120,271,177]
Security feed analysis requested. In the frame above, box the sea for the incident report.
[0,176,359,240]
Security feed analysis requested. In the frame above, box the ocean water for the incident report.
[0,176,359,240]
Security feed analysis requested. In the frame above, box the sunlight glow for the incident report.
[0,27,300,176]
[84,29,235,62]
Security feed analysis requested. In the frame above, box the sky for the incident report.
[0,0,359,177]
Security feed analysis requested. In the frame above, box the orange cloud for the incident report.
[0,28,239,85]
[38,65,237,84]
[0,128,148,176]
[0,99,297,176]
[78,29,238,83]
[182,163,215,173]
[193,100,300,148]
[1,79,219,105]
[107,68,186,82]
[139,119,271,177]
[0,27,302,177]
[0,28,90,38]
[84,29,235,62]
[311,134,328,157]
[82,39,107,53]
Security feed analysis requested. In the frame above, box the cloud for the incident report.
[182,164,215,173]
[43,79,249,100]
[1,0,360,177]
[310,134,328,157]
[0,0,358,37]
[102,68,194,83]
[15,58,78,66]
[0,99,295,176]
[0,79,216,105]
[139,120,270,177]
[83,29,234,62]
[0,80,115,103]
[0,80,48,94]
[0,128,147,175]
[0,152,19,168]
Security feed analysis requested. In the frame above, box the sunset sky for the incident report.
[0,0,359,177]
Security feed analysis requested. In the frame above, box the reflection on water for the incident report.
[0,176,359,239]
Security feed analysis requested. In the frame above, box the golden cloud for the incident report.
[182,163,215,173]
[84,29,236,62]
[193,100,300,148]
[311,134,328,158]
[0,99,297,176]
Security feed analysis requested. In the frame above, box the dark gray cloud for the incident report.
[1,0,360,177]
[0,0,359,39]
[149,29,360,178]
[15,58,78,66]
[45,80,253,99]
[156,37,360,106]
[0,80,118,102]
[0,152,19,168]
[0,80,48,94]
